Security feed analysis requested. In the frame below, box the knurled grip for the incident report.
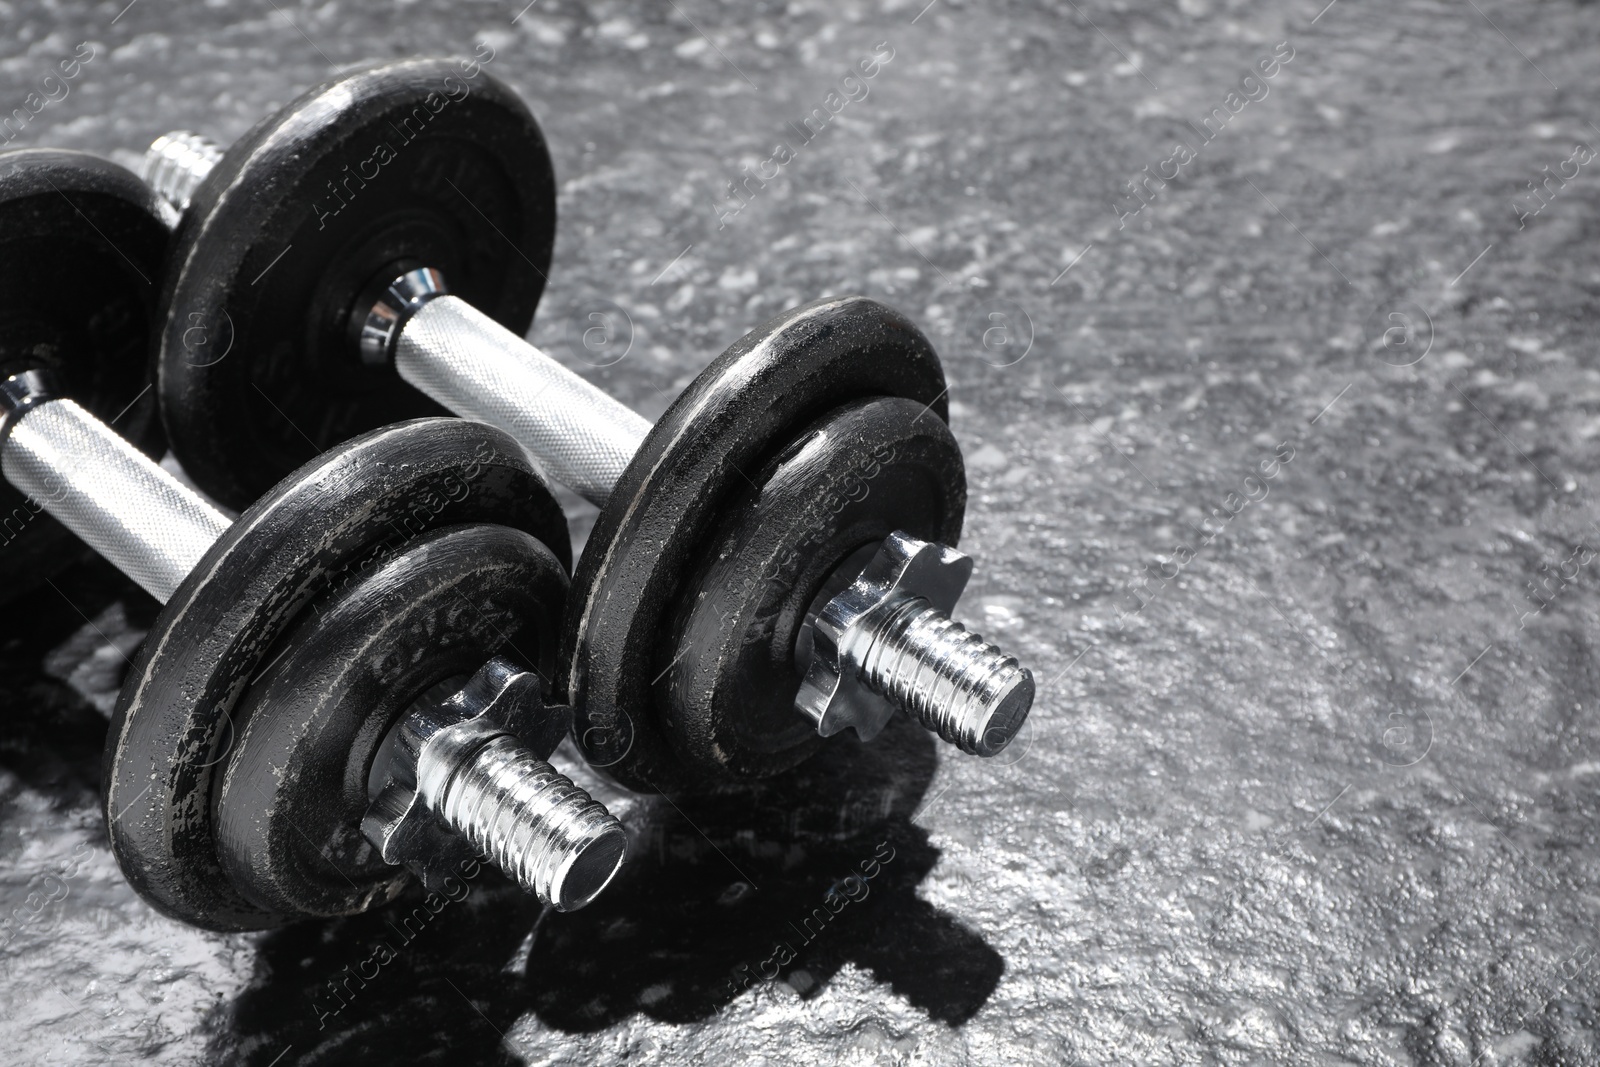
[393,296,650,508]
[1,399,231,603]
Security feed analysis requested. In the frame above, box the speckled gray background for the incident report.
[4,0,1600,1064]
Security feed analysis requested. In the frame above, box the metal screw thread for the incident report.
[433,736,627,911]
[141,131,223,211]
[856,598,1035,757]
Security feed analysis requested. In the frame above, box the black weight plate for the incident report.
[215,522,568,922]
[158,57,556,508]
[104,418,570,931]
[657,396,965,781]
[0,149,169,603]
[563,295,950,794]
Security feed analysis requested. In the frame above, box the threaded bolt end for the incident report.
[141,131,223,211]
[433,736,627,911]
[856,598,1034,756]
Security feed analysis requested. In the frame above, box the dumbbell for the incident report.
[0,148,626,930]
[133,59,1034,793]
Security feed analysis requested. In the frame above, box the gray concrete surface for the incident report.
[4,0,1600,1063]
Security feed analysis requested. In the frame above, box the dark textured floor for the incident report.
[5,0,1600,1064]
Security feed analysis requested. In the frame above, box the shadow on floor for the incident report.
[522,711,1004,1030]
[211,715,1003,1064]
[0,555,154,804]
